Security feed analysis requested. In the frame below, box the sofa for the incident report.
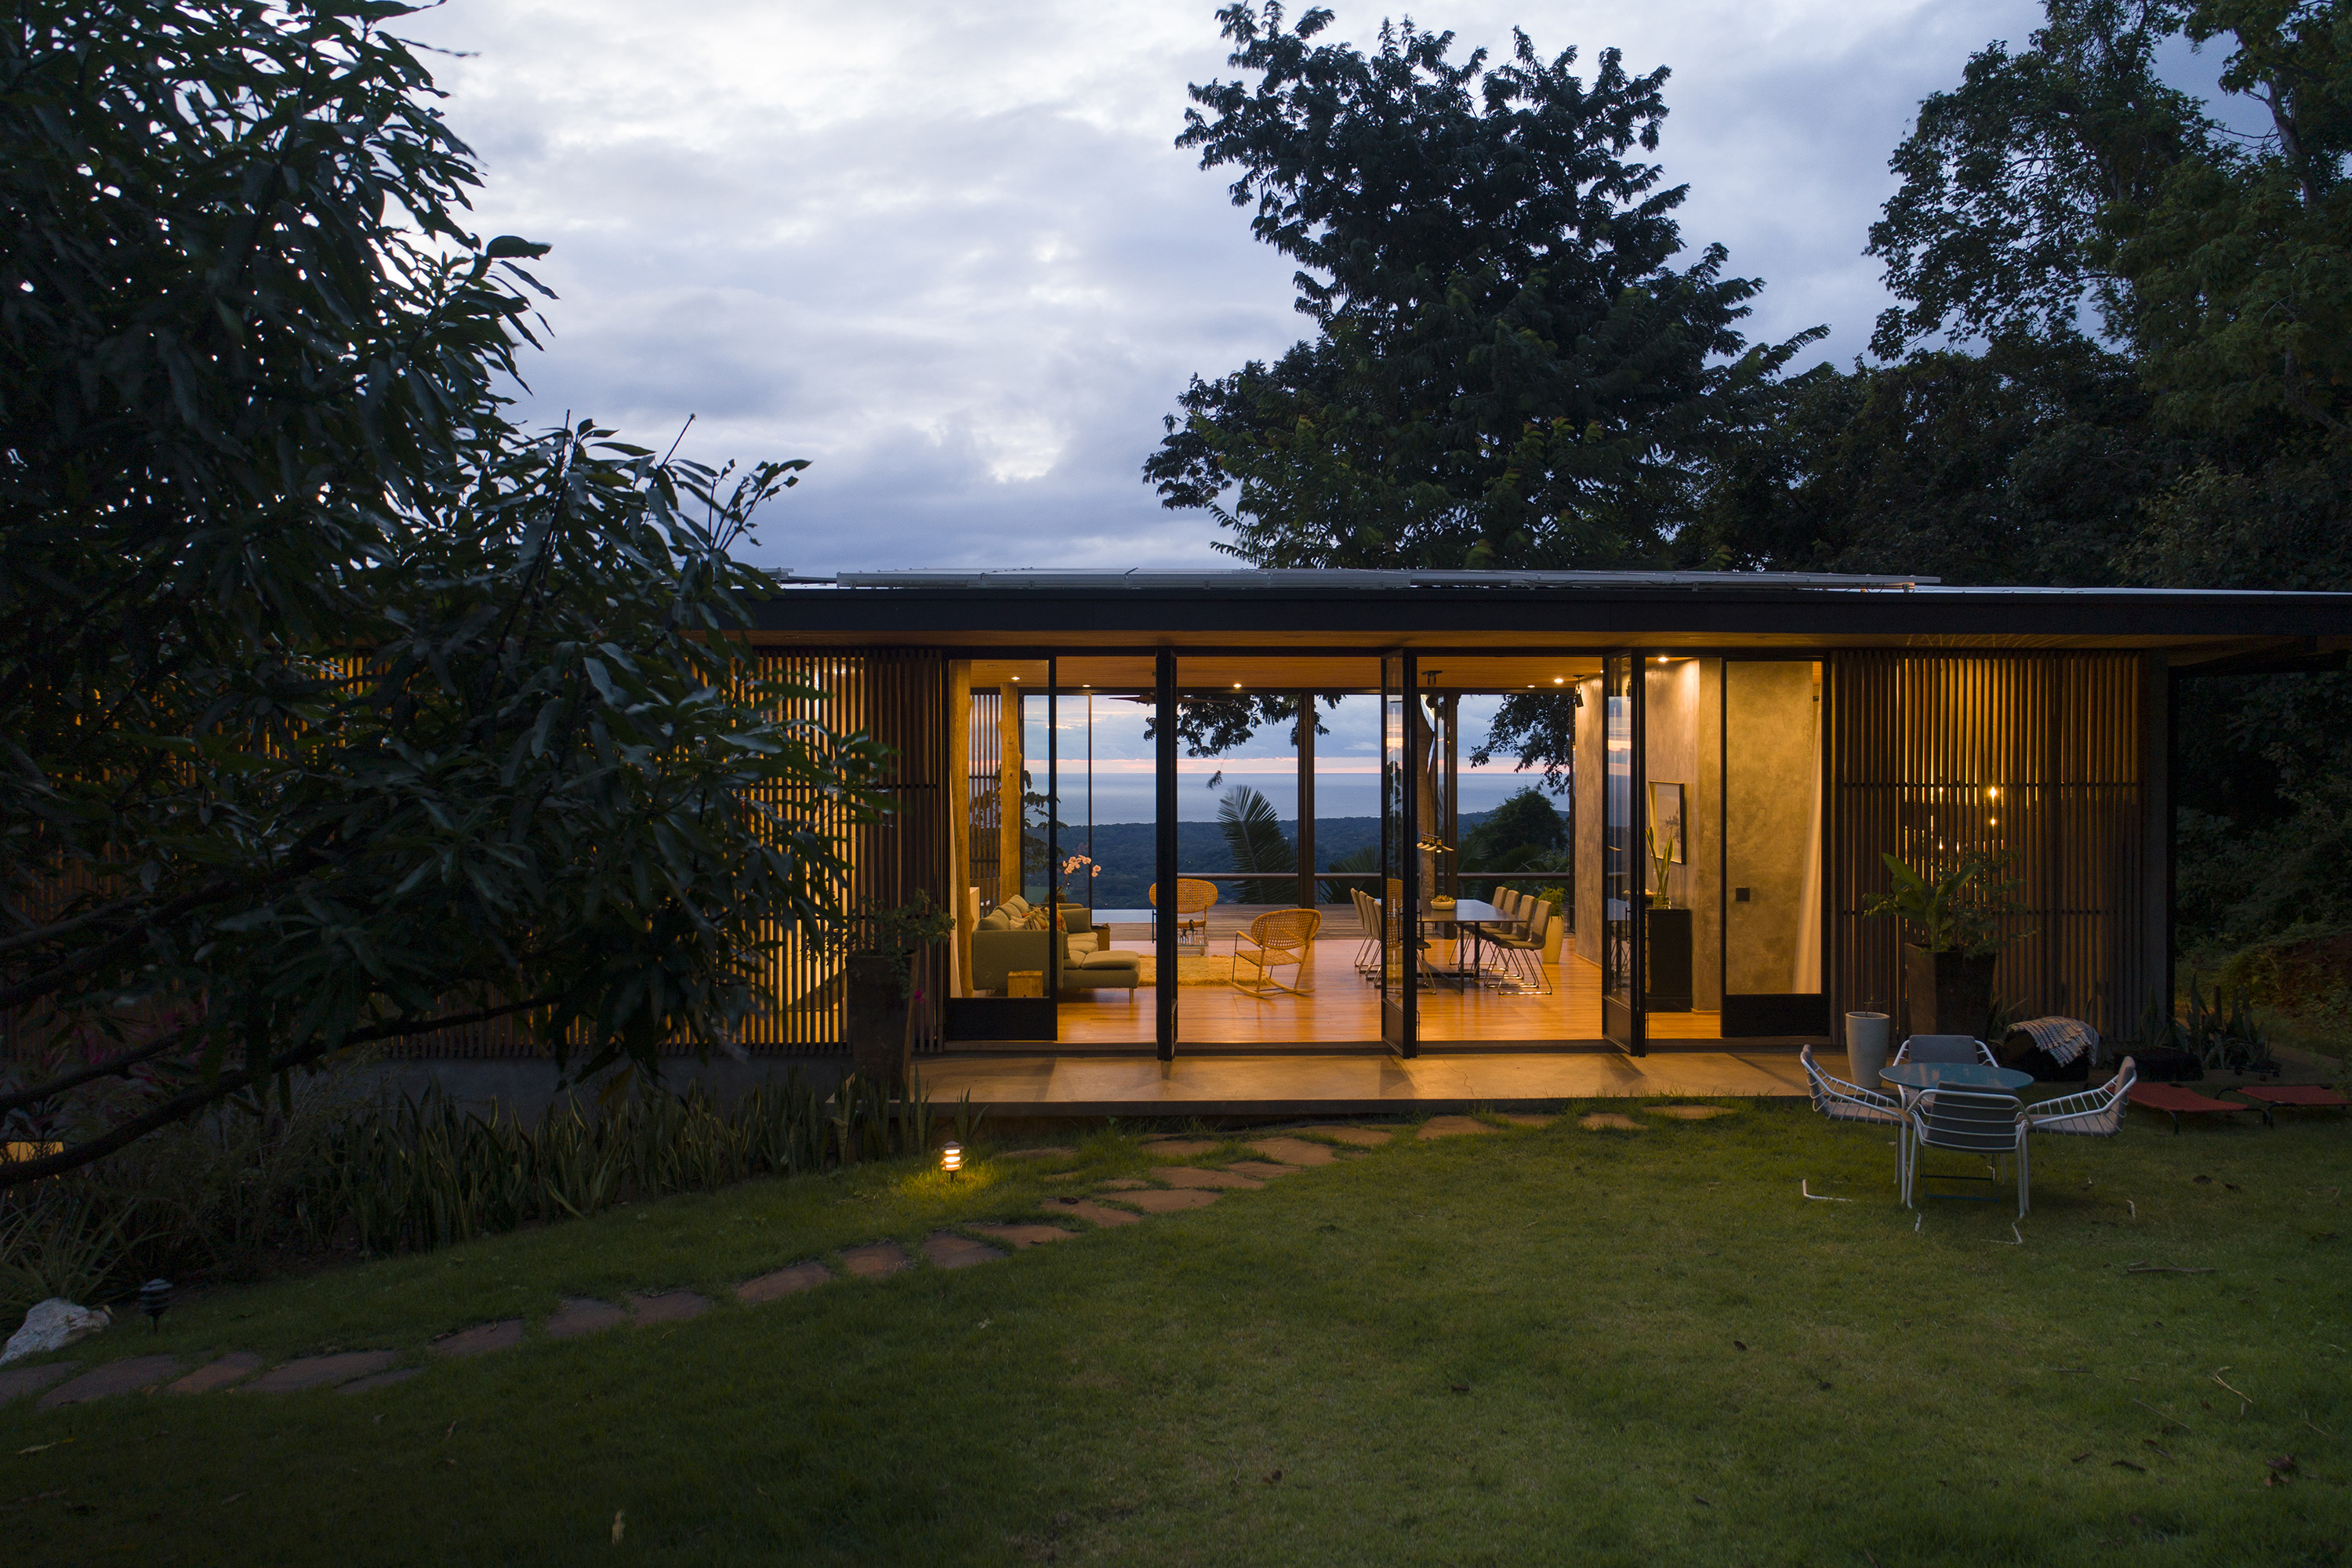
[970,895,1141,997]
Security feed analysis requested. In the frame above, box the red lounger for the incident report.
[2232,1084,2350,1123]
[2128,1083,2267,1133]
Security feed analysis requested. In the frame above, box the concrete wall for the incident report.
[1723,661,1822,994]
[1643,659,1722,1008]
[1573,674,1605,966]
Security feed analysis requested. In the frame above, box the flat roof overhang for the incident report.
[742,570,2350,669]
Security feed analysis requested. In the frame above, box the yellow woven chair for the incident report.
[1232,908,1323,996]
[1149,878,1219,952]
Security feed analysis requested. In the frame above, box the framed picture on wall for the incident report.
[1649,781,1685,863]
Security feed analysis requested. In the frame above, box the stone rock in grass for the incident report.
[1112,1189,1220,1214]
[245,1350,397,1393]
[166,1352,263,1395]
[1042,1199,1141,1229]
[1580,1112,1642,1131]
[1416,1116,1497,1140]
[39,1353,179,1407]
[921,1231,1006,1270]
[1317,1127,1393,1146]
[1152,1166,1261,1190]
[546,1298,629,1339]
[1247,1137,1337,1165]
[430,1319,523,1358]
[2,1299,111,1366]
[0,1363,75,1405]
[997,1146,1077,1162]
[1224,1160,1297,1180]
[630,1291,708,1327]
[1138,1138,1219,1156]
[839,1241,912,1279]
[967,1222,1077,1250]
[735,1262,835,1304]
[1648,1105,1731,1120]
[338,1368,423,1394]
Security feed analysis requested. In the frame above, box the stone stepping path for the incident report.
[1581,1111,1643,1131]
[1417,1116,1498,1139]
[0,1118,1523,1410]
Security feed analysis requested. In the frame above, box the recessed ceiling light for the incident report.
[1553,677,1564,684]
[1233,682,1242,688]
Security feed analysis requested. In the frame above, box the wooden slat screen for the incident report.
[1827,652,2148,1040]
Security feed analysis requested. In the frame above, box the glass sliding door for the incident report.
[943,658,1058,1043]
[1602,652,1645,1055]
[1380,652,1415,1056]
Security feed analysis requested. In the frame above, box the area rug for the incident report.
[1131,954,1235,987]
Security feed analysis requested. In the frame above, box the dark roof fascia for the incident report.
[746,579,2352,644]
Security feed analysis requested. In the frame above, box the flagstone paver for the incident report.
[997,1146,1077,1161]
[39,1353,180,1407]
[1112,1188,1221,1214]
[1223,1160,1297,1180]
[839,1240,912,1278]
[1247,1136,1337,1165]
[1581,1112,1643,1131]
[166,1352,263,1394]
[630,1290,708,1326]
[245,1350,397,1393]
[1152,1165,1262,1189]
[338,1367,422,1394]
[1649,1105,1732,1120]
[1316,1126,1394,1146]
[546,1298,629,1339]
[431,1319,523,1358]
[0,1362,75,1405]
[966,1222,1078,1250]
[1044,1198,1142,1227]
[1417,1116,1498,1139]
[736,1261,835,1303]
[922,1231,1006,1269]
[1138,1138,1220,1156]
[1097,1178,1150,1190]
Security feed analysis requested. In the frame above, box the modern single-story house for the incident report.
[701,568,2344,1071]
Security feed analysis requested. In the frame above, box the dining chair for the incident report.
[1486,898,1557,993]
[1232,907,1323,996]
[1904,1087,2030,1216]
[2025,1058,2137,1139]
[1348,889,1382,977]
[1893,1034,1997,1067]
[1801,1044,1907,1191]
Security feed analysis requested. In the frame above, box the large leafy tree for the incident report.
[1,1,881,1182]
[1144,3,1820,573]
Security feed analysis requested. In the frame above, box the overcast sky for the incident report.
[397,0,2230,576]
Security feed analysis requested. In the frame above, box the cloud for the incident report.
[397,0,2053,572]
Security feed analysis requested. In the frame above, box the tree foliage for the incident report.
[0,1,883,1182]
[1144,3,1819,573]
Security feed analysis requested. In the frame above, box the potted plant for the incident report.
[1862,851,2031,1037]
[842,892,956,1091]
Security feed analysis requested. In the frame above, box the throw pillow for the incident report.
[977,909,1011,932]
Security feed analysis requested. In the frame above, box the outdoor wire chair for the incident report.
[1893,1035,1998,1067]
[1801,1044,1908,1190]
[1150,878,1218,953]
[2025,1057,2137,1139]
[1232,907,1323,996]
[1904,1087,2031,1217]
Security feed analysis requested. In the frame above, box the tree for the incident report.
[1460,786,1566,873]
[1216,785,1297,902]
[1,1,883,1183]
[1144,3,1820,573]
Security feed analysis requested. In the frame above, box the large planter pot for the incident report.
[1903,944,1998,1038]
[844,950,913,1090]
[1845,1011,1892,1088]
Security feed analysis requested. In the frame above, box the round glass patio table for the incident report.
[1879,1062,2034,1093]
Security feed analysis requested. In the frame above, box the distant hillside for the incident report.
[1049,812,1494,908]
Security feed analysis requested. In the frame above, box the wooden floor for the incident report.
[915,1049,1809,1116]
[1047,905,1726,1049]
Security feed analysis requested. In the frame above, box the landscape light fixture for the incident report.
[941,1142,963,1179]
[138,1278,172,1333]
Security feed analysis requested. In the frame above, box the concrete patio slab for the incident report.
[166,1352,263,1394]
[40,1354,180,1406]
[736,1262,835,1303]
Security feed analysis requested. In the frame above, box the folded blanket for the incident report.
[2009,1015,2099,1067]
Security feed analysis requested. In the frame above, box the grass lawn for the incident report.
[5,1100,2349,1566]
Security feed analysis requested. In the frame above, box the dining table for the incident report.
[1417,898,1510,988]
[1878,1062,2035,1094]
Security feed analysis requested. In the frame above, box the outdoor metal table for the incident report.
[1879,1062,2035,1094]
